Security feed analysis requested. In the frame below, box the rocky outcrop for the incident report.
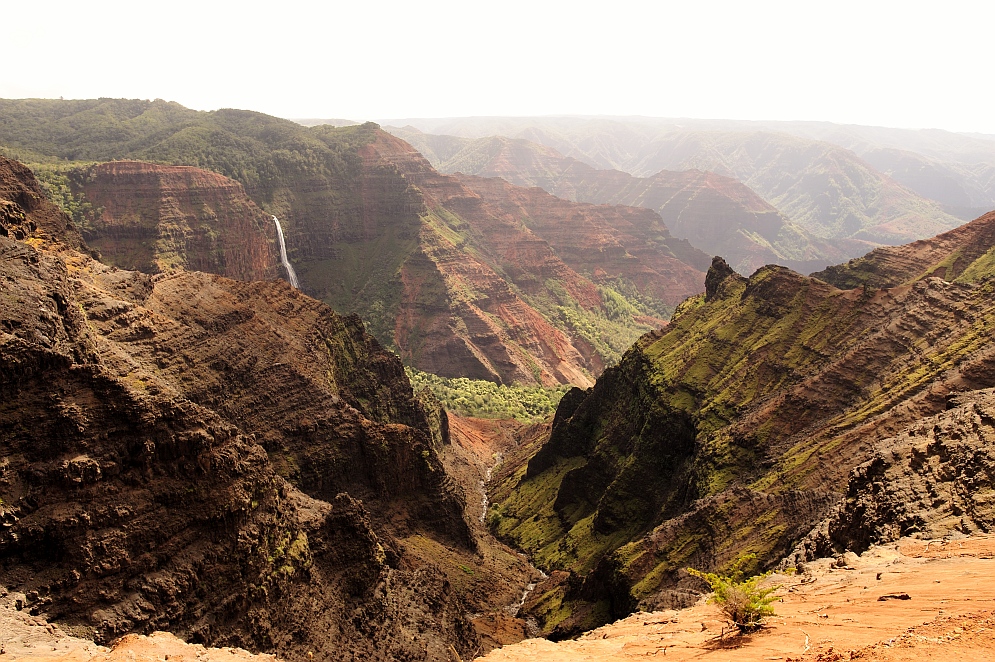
[77,161,280,282]
[792,388,995,561]
[489,237,995,635]
[0,157,83,248]
[0,156,478,661]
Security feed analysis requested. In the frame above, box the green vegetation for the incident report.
[524,279,664,367]
[0,98,678,382]
[0,99,380,191]
[30,163,103,227]
[686,554,779,633]
[406,367,570,421]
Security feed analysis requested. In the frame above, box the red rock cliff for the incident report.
[78,161,279,282]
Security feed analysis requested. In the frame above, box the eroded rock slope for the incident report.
[0,155,481,661]
[488,212,995,637]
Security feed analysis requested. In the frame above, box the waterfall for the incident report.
[272,216,299,289]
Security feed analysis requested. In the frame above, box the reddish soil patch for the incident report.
[478,535,995,661]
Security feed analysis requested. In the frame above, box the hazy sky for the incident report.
[5,0,993,133]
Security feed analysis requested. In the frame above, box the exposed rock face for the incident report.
[77,161,280,282]
[394,131,847,275]
[389,120,965,252]
[793,388,995,560]
[813,210,995,289]
[0,100,705,385]
[450,174,709,307]
[0,157,83,248]
[489,234,995,636]
[0,156,478,661]
[356,132,602,386]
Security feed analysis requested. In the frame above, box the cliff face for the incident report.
[0,156,479,661]
[450,174,708,307]
[391,131,851,275]
[389,121,966,254]
[0,157,83,248]
[489,237,995,635]
[77,161,280,282]
[359,131,706,385]
[1,101,704,386]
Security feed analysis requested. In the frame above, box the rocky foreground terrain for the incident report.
[4,535,993,661]
[480,534,995,661]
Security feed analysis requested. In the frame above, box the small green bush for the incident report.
[687,554,779,633]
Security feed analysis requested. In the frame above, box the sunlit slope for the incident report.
[489,243,995,635]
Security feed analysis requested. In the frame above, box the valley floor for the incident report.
[478,534,995,661]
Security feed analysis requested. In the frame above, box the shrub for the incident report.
[687,554,779,633]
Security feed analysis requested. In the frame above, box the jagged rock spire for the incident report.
[705,256,736,300]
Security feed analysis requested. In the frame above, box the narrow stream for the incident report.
[479,451,545,636]
[479,452,502,524]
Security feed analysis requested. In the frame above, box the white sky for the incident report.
[4,0,994,134]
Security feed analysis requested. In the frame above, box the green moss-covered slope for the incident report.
[490,247,995,635]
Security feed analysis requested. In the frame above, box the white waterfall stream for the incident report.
[272,216,299,288]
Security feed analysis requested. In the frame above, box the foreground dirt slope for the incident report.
[479,535,995,661]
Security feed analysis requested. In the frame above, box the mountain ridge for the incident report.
[390,129,850,274]
[487,211,995,636]
[0,99,714,386]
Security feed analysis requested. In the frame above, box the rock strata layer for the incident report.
[489,211,995,636]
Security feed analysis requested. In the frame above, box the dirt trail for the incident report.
[477,535,995,661]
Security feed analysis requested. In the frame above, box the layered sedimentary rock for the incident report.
[1,100,711,385]
[77,161,279,281]
[813,210,995,289]
[390,120,965,252]
[489,212,995,636]
[451,173,710,306]
[394,131,845,274]
[0,156,481,661]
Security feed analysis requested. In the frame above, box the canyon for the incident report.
[0,155,536,661]
[486,211,995,636]
[3,100,995,662]
[387,117,970,258]
[0,100,715,387]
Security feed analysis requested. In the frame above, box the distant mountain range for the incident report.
[383,116,991,260]
[388,130,851,275]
